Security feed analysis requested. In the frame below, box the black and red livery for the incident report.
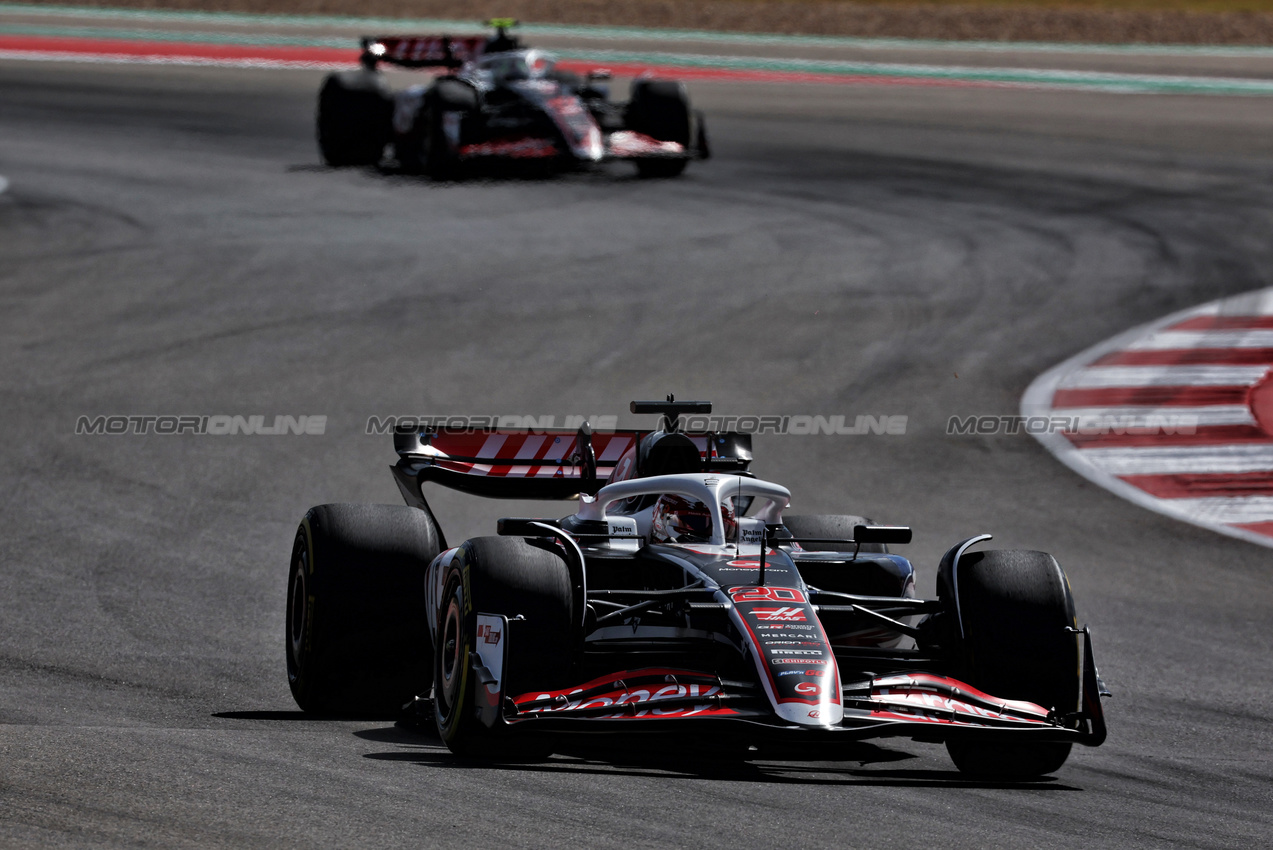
[286,399,1108,777]
[315,20,708,178]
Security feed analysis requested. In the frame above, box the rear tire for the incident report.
[944,549,1080,778]
[286,503,441,716]
[626,80,691,179]
[316,70,392,167]
[434,536,573,759]
[782,514,887,554]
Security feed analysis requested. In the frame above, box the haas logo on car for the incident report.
[476,624,501,645]
[752,607,806,622]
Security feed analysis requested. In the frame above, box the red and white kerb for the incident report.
[1024,286,1273,548]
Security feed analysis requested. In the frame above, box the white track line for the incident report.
[1162,496,1273,524]
[1048,406,1255,426]
[1077,445,1273,476]
[1128,330,1273,350]
[1056,364,1268,388]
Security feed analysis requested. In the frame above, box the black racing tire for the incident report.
[286,503,441,716]
[944,549,1080,778]
[434,536,573,759]
[316,70,393,167]
[782,515,888,555]
[626,79,691,179]
[399,78,478,178]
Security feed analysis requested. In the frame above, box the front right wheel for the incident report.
[316,70,392,167]
[286,503,441,716]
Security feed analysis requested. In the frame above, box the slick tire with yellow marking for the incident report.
[434,536,572,759]
[286,503,441,716]
[944,549,1081,778]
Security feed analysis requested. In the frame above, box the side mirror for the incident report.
[853,525,912,545]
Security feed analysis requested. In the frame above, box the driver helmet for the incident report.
[650,495,737,544]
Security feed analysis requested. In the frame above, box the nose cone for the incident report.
[577,125,604,162]
[725,584,844,728]
[773,669,844,727]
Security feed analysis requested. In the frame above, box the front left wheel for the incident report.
[943,549,1080,778]
[626,80,692,179]
[434,536,573,759]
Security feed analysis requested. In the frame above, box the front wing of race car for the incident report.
[602,129,707,163]
[452,130,701,163]
[463,612,1108,745]
[449,91,708,165]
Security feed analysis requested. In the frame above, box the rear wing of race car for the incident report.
[359,18,520,69]
[359,35,488,69]
[390,425,753,503]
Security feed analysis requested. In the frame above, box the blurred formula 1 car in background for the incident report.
[316,19,709,178]
[285,398,1108,778]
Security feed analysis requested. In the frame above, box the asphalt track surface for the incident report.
[2,53,1273,849]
